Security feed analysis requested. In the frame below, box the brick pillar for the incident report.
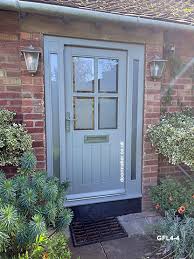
[0,11,22,120]
[142,43,163,210]
[20,32,46,170]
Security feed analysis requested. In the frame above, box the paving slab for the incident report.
[119,217,148,236]
[69,241,107,259]
[119,211,157,219]
[118,212,161,237]
[102,236,157,259]
[145,215,161,225]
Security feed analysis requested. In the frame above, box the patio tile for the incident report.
[69,241,107,259]
[102,236,155,259]
[146,215,161,225]
[118,216,149,236]
[119,219,145,236]
[118,211,158,222]
[118,212,161,236]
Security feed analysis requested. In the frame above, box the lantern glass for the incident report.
[24,52,40,74]
[150,60,167,80]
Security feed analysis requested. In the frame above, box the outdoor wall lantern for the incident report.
[21,45,41,76]
[150,58,167,80]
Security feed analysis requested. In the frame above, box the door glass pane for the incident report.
[98,98,117,129]
[74,97,94,130]
[98,59,118,93]
[73,57,94,92]
[131,59,139,180]
[50,53,60,178]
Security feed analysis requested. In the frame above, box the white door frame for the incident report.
[44,36,145,207]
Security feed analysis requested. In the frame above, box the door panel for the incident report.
[65,47,127,200]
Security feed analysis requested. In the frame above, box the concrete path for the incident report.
[69,212,161,259]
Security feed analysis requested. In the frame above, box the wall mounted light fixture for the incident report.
[150,58,167,81]
[21,45,41,76]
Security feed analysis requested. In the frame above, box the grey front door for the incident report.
[44,36,144,206]
[65,47,127,201]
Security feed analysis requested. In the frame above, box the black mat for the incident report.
[70,217,128,247]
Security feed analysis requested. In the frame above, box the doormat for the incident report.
[70,217,128,247]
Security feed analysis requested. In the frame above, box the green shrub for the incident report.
[0,110,73,257]
[0,170,73,257]
[0,109,32,166]
[153,210,194,259]
[150,178,194,216]
[44,233,71,259]
[147,109,194,170]
[17,233,71,259]
[19,151,37,174]
[0,109,15,125]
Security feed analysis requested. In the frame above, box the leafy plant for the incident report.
[161,86,173,107]
[19,151,37,175]
[0,109,73,257]
[153,210,194,259]
[45,233,71,259]
[150,178,194,216]
[17,233,71,259]
[160,86,173,114]
[0,109,32,166]
[0,109,15,125]
[0,205,47,256]
[147,109,194,170]
[0,169,73,257]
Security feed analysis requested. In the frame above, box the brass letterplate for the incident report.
[84,135,109,143]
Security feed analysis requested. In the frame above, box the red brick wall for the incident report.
[158,31,194,179]
[0,11,46,170]
[0,11,21,119]
[142,43,163,210]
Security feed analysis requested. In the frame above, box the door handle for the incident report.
[66,117,77,121]
[65,112,77,121]
[65,112,77,132]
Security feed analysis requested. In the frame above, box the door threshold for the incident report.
[65,193,142,207]
[66,189,126,202]
[70,198,142,221]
